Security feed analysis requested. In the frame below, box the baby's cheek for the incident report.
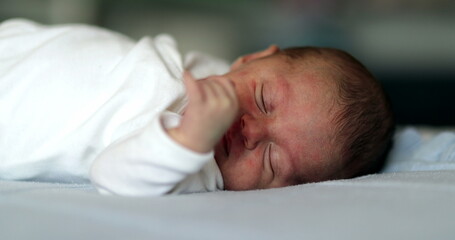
[246,159,256,168]
[245,151,262,171]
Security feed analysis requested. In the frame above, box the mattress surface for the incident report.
[1,170,455,240]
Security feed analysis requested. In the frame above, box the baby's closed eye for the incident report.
[264,143,275,176]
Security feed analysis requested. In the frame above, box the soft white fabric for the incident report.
[2,169,455,240]
[0,19,229,196]
[382,127,455,173]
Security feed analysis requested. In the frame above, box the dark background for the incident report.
[1,0,454,125]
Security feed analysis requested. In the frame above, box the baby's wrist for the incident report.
[166,127,212,153]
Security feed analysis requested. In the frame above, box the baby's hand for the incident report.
[167,71,238,153]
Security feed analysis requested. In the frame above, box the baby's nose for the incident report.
[241,115,265,149]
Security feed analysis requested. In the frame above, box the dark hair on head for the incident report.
[279,46,395,179]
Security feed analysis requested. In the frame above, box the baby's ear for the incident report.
[231,45,280,70]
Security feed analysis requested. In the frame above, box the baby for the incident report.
[171,45,395,191]
[0,19,394,196]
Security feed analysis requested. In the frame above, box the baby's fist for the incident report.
[168,72,239,153]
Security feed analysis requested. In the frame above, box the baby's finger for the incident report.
[199,80,217,101]
[199,78,227,103]
[183,71,205,102]
[207,78,228,97]
[182,71,193,88]
[183,70,196,82]
[214,77,237,102]
[209,79,239,115]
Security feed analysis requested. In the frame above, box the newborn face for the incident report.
[214,54,342,190]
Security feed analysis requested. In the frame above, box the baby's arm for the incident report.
[167,71,238,153]
[90,72,237,196]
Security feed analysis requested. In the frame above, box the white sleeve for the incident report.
[89,111,216,196]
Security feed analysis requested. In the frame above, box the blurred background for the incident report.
[1,0,454,125]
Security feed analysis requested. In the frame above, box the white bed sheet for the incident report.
[1,170,455,240]
[1,126,455,240]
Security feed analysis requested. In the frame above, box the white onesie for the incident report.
[0,19,229,196]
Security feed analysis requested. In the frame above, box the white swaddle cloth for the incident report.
[382,127,455,172]
[0,19,229,196]
[0,19,186,182]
